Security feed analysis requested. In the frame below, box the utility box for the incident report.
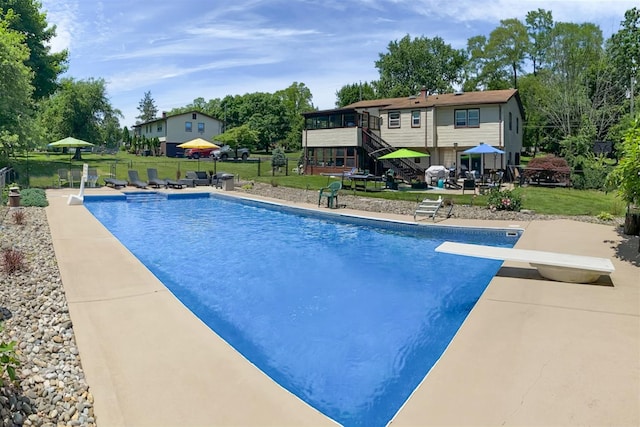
[222,175,234,191]
[8,186,20,207]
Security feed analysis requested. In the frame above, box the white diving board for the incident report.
[435,241,615,284]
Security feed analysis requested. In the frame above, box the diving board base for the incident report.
[530,263,602,284]
[435,242,614,284]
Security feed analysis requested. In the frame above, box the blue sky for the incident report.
[40,0,636,128]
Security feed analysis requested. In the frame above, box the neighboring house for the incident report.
[133,111,224,157]
[301,88,524,181]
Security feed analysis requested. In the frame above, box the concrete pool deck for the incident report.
[45,187,639,426]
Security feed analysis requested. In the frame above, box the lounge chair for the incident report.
[165,179,184,189]
[185,171,210,186]
[57,169,69,188]
[127,170,148,188]
[414,196,454,221]
[147,168,168,188]
[318,181,341,208]
[104,177,127,188]
[435,242,615,284]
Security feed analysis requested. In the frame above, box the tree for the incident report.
[464,35,512,91]
[484,19,529,88]
[607,116,640,208]
[0,0,68,99]
[136,91,158,123]
[335,82,377,107]
[375,35,466,97]
[271,147,286,174]
[0,18,35,160]
[215,124,259,152]
[275,82,315,150]
[526,9,554,75]
[608,7,640,116]
[38,78,121,150]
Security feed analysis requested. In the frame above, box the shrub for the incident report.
[596,212,615,221]
[486,188,522,211]
[524,155,571,185]
[19,188,48,207]
[2,248,25,274]
[0,323,19,386]
[571,155,611,190]
[11,209,25,225]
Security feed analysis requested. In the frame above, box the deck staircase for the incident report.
[362,129,424,183]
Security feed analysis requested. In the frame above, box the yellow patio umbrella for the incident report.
[176,138,220,150]
[176,138,220,170]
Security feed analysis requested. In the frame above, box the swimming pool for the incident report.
[85,193,521,426]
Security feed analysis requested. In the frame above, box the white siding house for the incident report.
[302,89,524,179]
[133,111,224,157]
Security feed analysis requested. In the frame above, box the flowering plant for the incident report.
[486,189,522,211]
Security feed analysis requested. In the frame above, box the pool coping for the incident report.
[45,187,640,426]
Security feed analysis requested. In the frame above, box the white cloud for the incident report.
[40,0,79,52]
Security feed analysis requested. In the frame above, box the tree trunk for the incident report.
[623,213,640,236]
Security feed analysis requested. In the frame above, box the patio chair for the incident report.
[87,168,99,187]
[127,170,148,188]
[70,169,83,188]
[147,168,168,188]
[318,181,342,209]
[185,171,210,186]
[57,168,69,188]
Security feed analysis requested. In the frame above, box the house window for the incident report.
[509,112,513,131]
[388,111,400,128]
[411,111,421,128]
[185,121,192,132]
[198,122,205,133]
[308,147,357,168]
[192,113,197,120]
[455,109,480,128]
[157,124,162,132]
[468,109,479,127]
[516,117,519,134]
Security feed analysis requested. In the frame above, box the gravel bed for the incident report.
[0,186,622,426]
[0,207,95,427]
[240,182,624,225]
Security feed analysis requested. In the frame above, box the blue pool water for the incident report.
[85,193,520,426]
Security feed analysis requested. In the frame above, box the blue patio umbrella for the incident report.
[463,142,505,155]
[462,142,505,172]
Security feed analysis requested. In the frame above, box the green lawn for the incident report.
[5,151,626,217]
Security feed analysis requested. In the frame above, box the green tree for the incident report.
[335,81,377,107]
[607,116,640,209]
[608,7,640,116]
[215,124,259,152]
[136,91,158,123]
[375,35,466,97]
[38,78,121,154]
[121,126,131,146]
[275,82,315,150]
[0,0,68,99]
[0,18,35,160]
[484,18,529,88]
[271,146,287,174]
[525,9,554,75]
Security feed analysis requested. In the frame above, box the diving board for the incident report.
[435,242,615,284]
